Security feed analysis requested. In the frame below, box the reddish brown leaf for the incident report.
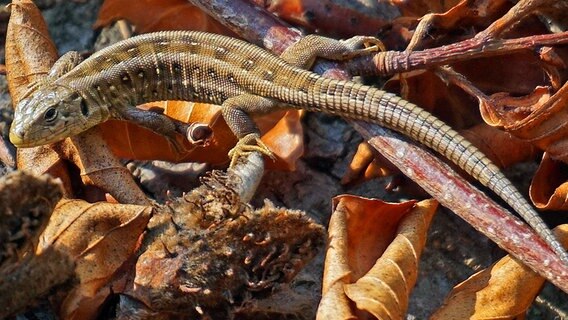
[460,123,538,168]
[385,70,480,130]
[261,0,392,38]
[479,86,551,127]
[490,83,568,164]
[94,0,232,35]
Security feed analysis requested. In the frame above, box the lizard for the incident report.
[8,30,568,264]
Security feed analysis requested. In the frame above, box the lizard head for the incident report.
[10,84,104,147]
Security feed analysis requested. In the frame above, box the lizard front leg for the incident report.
[115,107,209,153]
[21,51,84,99]
[48,51,84,79]
[280,34,384,69]
[222,94,279,166]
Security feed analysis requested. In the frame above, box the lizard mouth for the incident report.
[9,130,25,147]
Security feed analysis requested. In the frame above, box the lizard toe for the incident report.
[228,133,275,167]
[340,36,386,59]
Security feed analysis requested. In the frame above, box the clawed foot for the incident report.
[228,133,275,167]
[340,36,386,59]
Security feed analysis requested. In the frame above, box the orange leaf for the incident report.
[94,0,232,35]
[256,110,304,170]
[102,101,305,168]
[344,199,438,319]
[5,0,77,194]
[342,141,395,185]
[98,101,235,164]
[431,224,568,319]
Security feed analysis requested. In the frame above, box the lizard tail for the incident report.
[300,78,568,263]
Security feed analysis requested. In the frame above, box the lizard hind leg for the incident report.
[280,34,385,69]
[222,94,279,167]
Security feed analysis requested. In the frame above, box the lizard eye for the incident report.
[44,107,58,123]
[80,99,89,117]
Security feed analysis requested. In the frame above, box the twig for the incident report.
[347,31,568,77]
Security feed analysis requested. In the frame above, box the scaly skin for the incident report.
[9,31,568,263]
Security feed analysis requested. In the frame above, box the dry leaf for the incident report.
[342,142,395,185]
[344,199,438,320]
[317,196,438,320]
[493,83,568,163]
[5,0,57,101]
[94,0,232,35]
[255,109,304,170]
[530,152,568,210]
[0,187,150,318]
[385,70,480,130]
[431,224,568,320]
[479,86,551,127]
[460,123,538,168]
[37,199,152,319]
[5,0,74,192]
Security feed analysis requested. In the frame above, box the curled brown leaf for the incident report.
[318,196,438,320]
[530,152,568,210]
